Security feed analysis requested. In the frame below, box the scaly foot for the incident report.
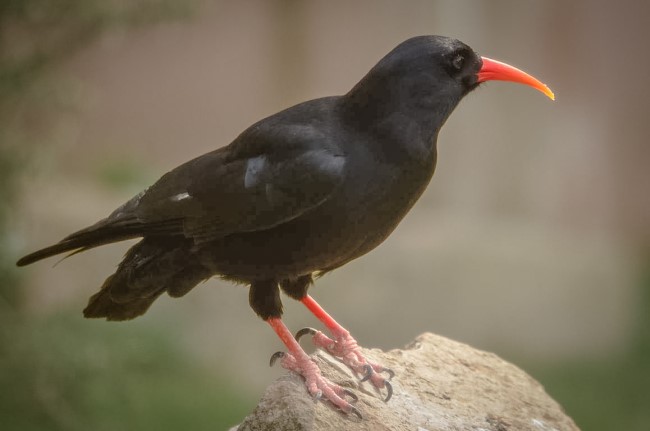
[296,327,394,401]
[270,351,360,417]
[267,317,361,417]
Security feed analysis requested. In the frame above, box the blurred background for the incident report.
[1,0,649,430]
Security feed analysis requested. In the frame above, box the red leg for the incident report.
[267,317,359,415]
[300,295,393,399]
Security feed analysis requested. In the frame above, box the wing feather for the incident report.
[134,124,346,242]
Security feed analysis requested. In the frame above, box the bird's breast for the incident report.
[319,147,436,267]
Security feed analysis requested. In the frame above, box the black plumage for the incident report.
[18,36,483,319]
[17,35,553,413]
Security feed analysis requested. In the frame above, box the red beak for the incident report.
[477,57,555,100]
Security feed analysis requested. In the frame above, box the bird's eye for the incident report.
[451,54,465,71]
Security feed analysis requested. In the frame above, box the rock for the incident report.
[232,333,579,431]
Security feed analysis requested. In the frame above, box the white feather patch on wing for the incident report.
[170,192,191,202]
[244,156,267,188]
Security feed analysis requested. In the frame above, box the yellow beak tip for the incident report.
[544,87,556,101]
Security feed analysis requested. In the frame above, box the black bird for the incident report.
[17,35,553,415]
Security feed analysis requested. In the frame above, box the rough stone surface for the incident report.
[232,333,579,431]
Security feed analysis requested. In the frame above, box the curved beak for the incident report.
[477,57,555,100]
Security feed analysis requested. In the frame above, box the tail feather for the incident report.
[83,274,166,321]
[16,229,137,267]
[16,216,180,267]
[82,238,210,321]
[16,201,208,320]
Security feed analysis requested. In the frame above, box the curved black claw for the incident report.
[348,405,363,420]
[295,327,318,342]
[359,364,373,382]
[343,389,359,404]
[269,351,285,367]
[383,380,393,402]
[382,367,396,381]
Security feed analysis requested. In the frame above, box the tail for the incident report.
[83,237,211,321]
[16,191,208,320]
[16,217,145,267]
[16,187,183,267]
[16,210,180,267]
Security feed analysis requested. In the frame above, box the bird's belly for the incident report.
[198,167,432,281]
[197,216,369,280]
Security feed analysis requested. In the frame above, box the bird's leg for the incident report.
[267,317,360,417]
[298,295,394,400]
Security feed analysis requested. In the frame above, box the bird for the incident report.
[17,35,553,417]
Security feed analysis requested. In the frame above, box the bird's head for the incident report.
[345,35,553,129]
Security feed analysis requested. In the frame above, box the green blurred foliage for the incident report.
[527,264,650,431]
[97,157,157,192]
[0,133,23,308]
[0,312,251,431]
[1,1,254,430]
[0,0,193,306]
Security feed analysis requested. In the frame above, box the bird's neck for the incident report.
[340,93,443,165]
[343,84,454,148]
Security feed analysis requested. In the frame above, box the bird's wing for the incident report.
[133,123,346,243]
